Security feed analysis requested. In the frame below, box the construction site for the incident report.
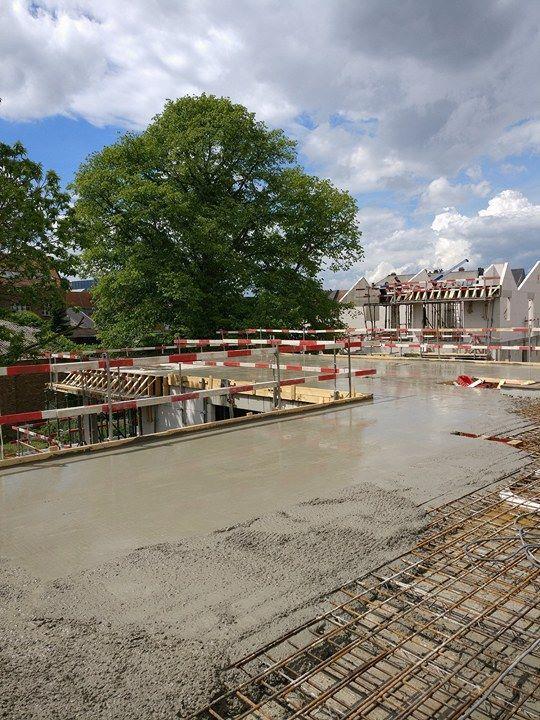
[0,302,539,720]
[4,0,540,712]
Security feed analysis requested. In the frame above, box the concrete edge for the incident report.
[0,392,373,471]
[345,353,540,368]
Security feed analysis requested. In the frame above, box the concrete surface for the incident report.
[0,357,535,719]
[1,357,534,579]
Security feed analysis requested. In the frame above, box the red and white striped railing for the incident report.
[0,341,365,378]
[0,367,376,426]
[222,328,346,335]
[47,338,264,359]
[349,326,540,335]
[376,342,540,352]
[177,359,376,375]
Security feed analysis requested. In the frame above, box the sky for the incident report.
[1,0,540,288]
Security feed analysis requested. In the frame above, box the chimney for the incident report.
[477,267,484,276]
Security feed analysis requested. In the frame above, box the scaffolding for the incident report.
[194,472,540,720]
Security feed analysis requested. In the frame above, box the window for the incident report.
[504,297,511,321]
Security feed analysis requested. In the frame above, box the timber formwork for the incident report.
[50,369,155,399]
[194,473,540,720]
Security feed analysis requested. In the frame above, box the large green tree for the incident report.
[0,141,77,362]
[75,95,362,343]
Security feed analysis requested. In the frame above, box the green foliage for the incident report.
[0,141,78,361]
[0,308,79,366]
[50,306,73,339]
[75,95,363,343]
[0,141,77,308]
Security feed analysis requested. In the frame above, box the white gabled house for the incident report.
[338,261,540,359]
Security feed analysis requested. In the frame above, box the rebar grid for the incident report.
[192,473,540,720]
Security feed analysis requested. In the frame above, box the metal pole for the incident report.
[104,352,114,441]
[333,346,338,399]
[347,334,353,397]
[178,361,186,426]
[274,346,282,409]
[200,378,207,423]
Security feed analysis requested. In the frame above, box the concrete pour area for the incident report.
[0,357,535,718]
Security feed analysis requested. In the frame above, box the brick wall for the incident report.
[0,374,48,437]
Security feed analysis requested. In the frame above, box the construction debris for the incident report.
[455,374,540,391]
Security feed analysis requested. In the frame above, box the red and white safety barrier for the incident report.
[0,348,270,377]
[1,340,365,378]
[267,339,362,350]
[11,425,52,442]
[44,326,540,359]
[178,359,376,377]
[0,367,376,426]
[378,342,540,352]
[349,327,540,336]
[47,338,262,359]
[223,328,346,335]
[7,333,539,379]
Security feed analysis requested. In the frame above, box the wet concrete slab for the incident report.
[0,357,532,578]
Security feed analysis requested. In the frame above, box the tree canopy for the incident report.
[0,141,77,362]
[75,95,363,343]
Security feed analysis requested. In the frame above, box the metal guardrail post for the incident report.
[347,335,353,397]
[274,346,282,409]
[333,346,339,399]
[103,352,114,441]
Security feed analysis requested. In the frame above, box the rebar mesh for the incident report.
[192,473,540,720]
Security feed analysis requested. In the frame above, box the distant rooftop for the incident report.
[70,278,95,291]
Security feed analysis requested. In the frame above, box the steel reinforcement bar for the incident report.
[192,472,540,720]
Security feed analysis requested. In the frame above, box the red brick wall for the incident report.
[0,374,48,437]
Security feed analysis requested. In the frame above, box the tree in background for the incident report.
[0,141,77,363]
[75,95,362,344]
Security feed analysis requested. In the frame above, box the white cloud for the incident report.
[432,190,540,268]
[1,0,539,181]
[500,163,526,175]
[2,1,540,278]
[326,190,540,287]
[301,123,416,193]
[418,176,490,213]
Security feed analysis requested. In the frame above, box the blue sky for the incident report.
[1,0,540,286]
[0,117,121,186]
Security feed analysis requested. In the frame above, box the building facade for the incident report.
[339,261,540,359]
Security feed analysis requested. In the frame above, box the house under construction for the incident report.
[339,261,540,360]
